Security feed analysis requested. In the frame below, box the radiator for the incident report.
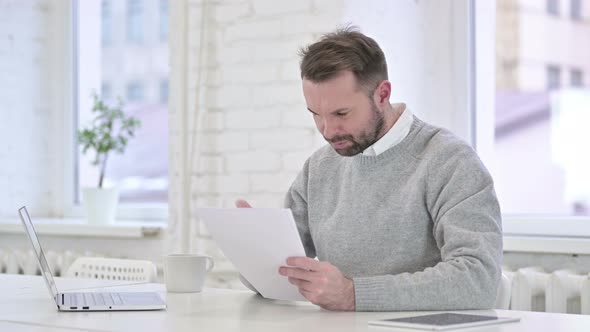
[507,267,590,315]
[0,249,92,277]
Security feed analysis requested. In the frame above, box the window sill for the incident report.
[0,217,166,239]
[3,216,589,253]
[503,235,590,255]
[503,216,590,255]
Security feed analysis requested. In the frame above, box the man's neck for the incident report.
[378,103,406,140]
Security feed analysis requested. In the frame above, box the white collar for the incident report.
[363,106,413,157]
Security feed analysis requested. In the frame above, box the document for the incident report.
[196,208,307,302]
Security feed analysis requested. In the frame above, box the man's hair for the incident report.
[299,26,388,95]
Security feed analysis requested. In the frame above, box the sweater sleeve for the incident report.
[352,145,503,311]
[284,158,317,258]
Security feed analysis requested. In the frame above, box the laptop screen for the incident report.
[18,206,59,299]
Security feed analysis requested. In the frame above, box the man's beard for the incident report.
[327,103,385,157]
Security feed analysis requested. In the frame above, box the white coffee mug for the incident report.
[164,254,214,293]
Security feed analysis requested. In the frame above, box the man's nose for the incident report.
[321,119,336,140]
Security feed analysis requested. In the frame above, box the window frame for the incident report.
[62,0,168,222]
[473,0,590,254]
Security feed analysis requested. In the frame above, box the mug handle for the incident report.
[205,256,215,272]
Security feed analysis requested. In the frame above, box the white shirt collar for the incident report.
[363,106,413,157]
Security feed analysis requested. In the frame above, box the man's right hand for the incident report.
[235,199,252,208]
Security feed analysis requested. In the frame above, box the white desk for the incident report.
[1,274,590,332]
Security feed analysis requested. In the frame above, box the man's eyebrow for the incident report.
[307,107,350,115]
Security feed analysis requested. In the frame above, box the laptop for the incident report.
[18,206,166,311]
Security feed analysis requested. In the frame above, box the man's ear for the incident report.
[374,80,391,107]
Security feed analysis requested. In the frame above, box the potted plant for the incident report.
[78,93,141,224]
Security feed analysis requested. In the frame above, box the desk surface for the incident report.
[1,274,590,332]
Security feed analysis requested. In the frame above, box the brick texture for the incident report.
[168,0,344,288]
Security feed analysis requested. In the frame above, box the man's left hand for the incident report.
[279,257,355,311]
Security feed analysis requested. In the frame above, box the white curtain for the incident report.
[166,0,211,254]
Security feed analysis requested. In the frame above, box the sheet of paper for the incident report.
[196,208,307,302]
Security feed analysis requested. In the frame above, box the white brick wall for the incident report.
[252,0,311,17]
[168,0,345,288]
[250,173,297,194]
[249,128,314,151]
[179,0,344,216]
[225,150,281,172]
[282,151,312,172]
[224,109,281,130]
[224,19,284,42]
[216,64,281,84]
[211,3,251,24]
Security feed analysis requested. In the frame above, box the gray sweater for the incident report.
[285,116,503,311]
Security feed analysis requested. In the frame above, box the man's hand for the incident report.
[235,199,252,208]
[279,257,355,311]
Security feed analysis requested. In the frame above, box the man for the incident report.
[237,26,502,312]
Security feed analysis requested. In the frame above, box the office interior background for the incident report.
[1,0,590,296]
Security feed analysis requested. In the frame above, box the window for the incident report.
[546,65,561,90]
[127,0,143,44]
[159,79,169,103]
[101,82,112,101]
[159,0,169,42]
[570,0,582,20]
[126,81,144,102]
[494,0,590,217]
[570,69,584,86]
[101,0,112,46]
[76,0,169,209]
[547,0,560,15]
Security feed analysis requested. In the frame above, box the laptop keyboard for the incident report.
[64,292,124,306]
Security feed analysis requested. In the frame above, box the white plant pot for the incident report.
[81,187,119,224]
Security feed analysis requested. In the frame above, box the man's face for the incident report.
[302,71,385,156]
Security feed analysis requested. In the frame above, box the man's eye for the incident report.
[336,112,348,117]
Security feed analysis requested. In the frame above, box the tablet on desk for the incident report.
[368,313,520,331]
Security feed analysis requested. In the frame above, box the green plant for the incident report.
[78,93,141,188]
